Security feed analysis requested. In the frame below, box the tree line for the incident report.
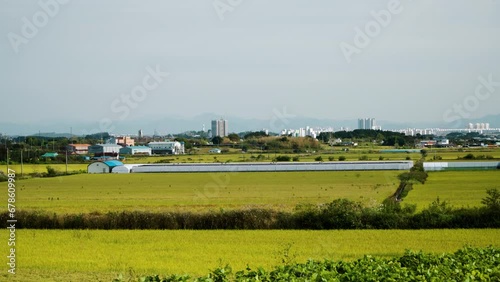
[5,188,498,230]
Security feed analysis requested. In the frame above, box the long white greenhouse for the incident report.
[129,161,414,173]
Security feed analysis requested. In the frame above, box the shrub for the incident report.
[292,156,300,162]
[463,153,475,160]
[45,166,58,177]
[274,155,291,162]
[482,188,500,211]
[359,155,368,161]
[338,156,346,161]
[314,156,323,162]
[0,172,7,182]
[420,149,428,158]
[320,199,363,229]
[328,156,335,161]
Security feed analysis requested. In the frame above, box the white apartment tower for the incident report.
[358,118,376,130]
[211,118,228,137]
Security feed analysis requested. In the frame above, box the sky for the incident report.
[1,0,500,134]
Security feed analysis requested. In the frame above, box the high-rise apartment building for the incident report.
[358,118,376,130]
[211,119,228,137]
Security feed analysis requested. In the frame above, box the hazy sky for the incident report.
[1,0,500,132]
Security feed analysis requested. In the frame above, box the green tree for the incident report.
[228,133,240,142]
[211,136,223,145]
[482,188,500,211]
[420,149,427,158]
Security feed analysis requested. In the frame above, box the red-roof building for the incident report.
[67,144,91,155]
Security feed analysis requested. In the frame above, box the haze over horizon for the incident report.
[1,1,500,135]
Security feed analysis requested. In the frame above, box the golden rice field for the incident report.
[1,160,498,281]
[9,171,401,214]
[4,169,497,215]
[405,170,499,210]
[2,229,499,282]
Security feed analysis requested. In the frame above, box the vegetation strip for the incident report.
[117,247,500,282]
[5,188,499,229]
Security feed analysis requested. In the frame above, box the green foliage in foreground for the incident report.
[116,247,500,282]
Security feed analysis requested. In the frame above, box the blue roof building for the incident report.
[87,160,124,174]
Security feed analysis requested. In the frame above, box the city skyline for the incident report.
[1,113,499,138]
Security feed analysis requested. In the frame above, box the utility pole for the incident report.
[20,149,23,176]
[6,147,9,172]
[65,149,68,175]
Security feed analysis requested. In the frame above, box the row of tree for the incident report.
[6,188,499,230]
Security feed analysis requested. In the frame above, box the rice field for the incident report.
[2,162,499,281]
[405,170,500,209]
[6,169,498,215]
[2,229,499,282]
[8,171,400,213]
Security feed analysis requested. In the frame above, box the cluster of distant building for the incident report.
[396,121,498,137]
[280,127,335,139]
[68,136,185,160]
[277,118,380,138]
[468,123,490,130]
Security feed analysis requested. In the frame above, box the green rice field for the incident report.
[2,229,499,282]
[5,169,498,214]
[9,171,400,213]
[405,170,499,209]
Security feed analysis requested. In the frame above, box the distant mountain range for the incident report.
[1,113,499,137]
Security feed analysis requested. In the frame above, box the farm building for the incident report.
[111,165,131,173]
[148,141,185,155]
[67,144,90,155]
[107,136,135,147]
[88,144,122,158]
[380,149,421,153]
[130,161,414,173]
[423,161,500,171]
[87,160,124,174]
[119,146,152,156]
[41,152,58,159]
[208,148,222,154]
